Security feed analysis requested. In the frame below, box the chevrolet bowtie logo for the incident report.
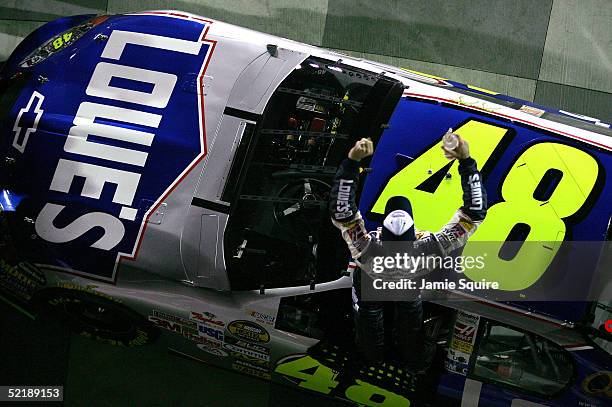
[12,91,45,153]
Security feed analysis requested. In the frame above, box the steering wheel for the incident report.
[272,177,331,242]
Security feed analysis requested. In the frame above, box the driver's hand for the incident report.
[348,138,374,162]
[442,135,470,160]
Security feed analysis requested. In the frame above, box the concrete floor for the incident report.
[1,0,610,122]
[0,300,348,406]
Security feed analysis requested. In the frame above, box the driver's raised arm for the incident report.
[430,135,488,255]
[329,138,374,261]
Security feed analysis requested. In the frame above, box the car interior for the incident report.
[222,56,403,291]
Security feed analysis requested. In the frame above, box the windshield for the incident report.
[223,56,403,290]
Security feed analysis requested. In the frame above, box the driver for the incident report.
[329,135,487,369]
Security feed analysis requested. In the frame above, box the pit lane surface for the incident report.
[0,301,348,406]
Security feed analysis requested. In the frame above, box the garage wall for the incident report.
[1,0,610,121]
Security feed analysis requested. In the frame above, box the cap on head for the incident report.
[381,196,416,241]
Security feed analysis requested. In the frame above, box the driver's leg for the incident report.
[394,299,424,369]
[353,267,384,363]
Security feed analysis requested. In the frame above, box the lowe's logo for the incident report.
[32,18,213,279]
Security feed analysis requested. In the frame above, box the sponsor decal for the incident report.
[232,359,271,380]
[447,311,480,374]
[335,179,354,220]
[453,322,476,343]
[149,315,182,333]
[467,173,483,211]
[458,220,475,233]
[454,95,502,113]
[153,310,196,329]
[228,351,270,367]
[227,320,270,344]
[53,282,117,302]
[441,223,467,242]
[518,105,545,118]
[248,310,276,326]
[224,343,270,363]
[450,336,475,354]
[225,336,270,354]
[456,310,480,325]
[197,343,228,357]
[29,17,215,280]
[190,311,224,328]
[148,309,202,341]
[0,260,46,300]
[445,349,470,376]
[347,222,367,242]
[198,324,224,342]
[337,217,370,255]
[12,91,45,153]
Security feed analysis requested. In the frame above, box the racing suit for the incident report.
[329,156,487,365]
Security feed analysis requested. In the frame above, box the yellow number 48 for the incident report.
[371,119,599,291]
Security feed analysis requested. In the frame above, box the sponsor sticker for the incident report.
[154,310,196,329]
[55,282,116,302]
[225,336,269,355]
[197,343,228,357]
[0,261,46,300]
[198,324,224,343]
[232,359,271,380]
[190,311,225,328]
[148,310,202,341]
[456,310,480,326]
[248,310,276,326]
[450,337,474,354]
[227,320,270,343]
[445,349,470,375]
[453,322,476,343]
[224,343,270,363]
[459,220,475,233]
[447,310,480,374]
[518,105,545,118]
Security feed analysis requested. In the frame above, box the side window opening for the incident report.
[223,56,403,290]
[473,321,574,397]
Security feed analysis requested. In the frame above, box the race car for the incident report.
[0,10,611,407]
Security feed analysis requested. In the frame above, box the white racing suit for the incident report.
[329,156,487,365]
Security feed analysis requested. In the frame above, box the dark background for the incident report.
[0,300,348,406]
[1,0,610,405]
[1,0,610,122]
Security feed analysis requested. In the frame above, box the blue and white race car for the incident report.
[0,11,610,406]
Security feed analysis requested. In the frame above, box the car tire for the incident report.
[35,288,156,347]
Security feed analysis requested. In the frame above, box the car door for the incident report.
[447,318,576,406]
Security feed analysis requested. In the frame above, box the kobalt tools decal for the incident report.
[30,16,214,280]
